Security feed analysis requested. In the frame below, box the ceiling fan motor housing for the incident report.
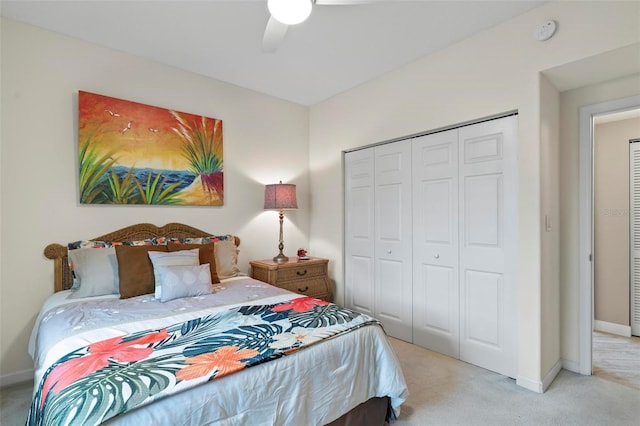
[268,0,313,25]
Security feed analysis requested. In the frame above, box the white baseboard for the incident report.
[594,320,631,337]
[542,360,562,392]
[516,375,543,393]
[0,368,33,388]
[562,358,581,374]
[516,360,563,394]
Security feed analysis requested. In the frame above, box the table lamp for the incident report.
[264,181,298,263]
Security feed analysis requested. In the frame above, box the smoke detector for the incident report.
[533,20,557,42]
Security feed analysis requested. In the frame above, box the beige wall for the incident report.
[309,1,639,389]
[594,117,640,326]
[559,75,640,366]
[0,18,310,380]
[540,74,561,377]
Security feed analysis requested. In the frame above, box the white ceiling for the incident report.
[1,0,546,106]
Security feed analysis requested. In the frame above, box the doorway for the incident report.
[578,95,640,379]
[591,108,640,390]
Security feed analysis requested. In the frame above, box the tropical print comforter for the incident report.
[27,297,379,426]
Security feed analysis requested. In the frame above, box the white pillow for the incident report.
[148,249,199,299]
[214,239,240,279]
[156,264,213,303]
[68,247,119,298]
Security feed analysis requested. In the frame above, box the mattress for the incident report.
[28,276,408,425]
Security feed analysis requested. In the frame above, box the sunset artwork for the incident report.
[78,91,223,206]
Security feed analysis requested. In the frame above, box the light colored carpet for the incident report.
[2,338,639,425]
[389,337,639,426]
[0,379,32,426]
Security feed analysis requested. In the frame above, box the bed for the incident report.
[28,223,408,425]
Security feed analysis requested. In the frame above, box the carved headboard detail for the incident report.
[44,223,239,292]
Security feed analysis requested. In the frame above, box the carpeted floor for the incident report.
[2,337,639,425]
[389,337,640,425]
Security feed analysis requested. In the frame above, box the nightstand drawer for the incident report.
[277,278,327,298]
[276,263,325,283]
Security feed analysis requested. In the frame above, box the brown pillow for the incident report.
[115,245,168,299]
[168,242,220,284]
[214,239,240,279]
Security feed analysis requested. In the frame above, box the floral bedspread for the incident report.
[27,297,379,426]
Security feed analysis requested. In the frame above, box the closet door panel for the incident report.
[349,256,374,313]
[377,259,407,324]
[631,141,640,336]
[458,116,517,378]
[412,130,460,356]
[464,269,502,346]
[464,174,502,248]
[344,149,375,316]
[375,141,413,342]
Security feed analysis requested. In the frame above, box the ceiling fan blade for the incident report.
[262,16,289,53]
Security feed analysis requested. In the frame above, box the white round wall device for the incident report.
[533,20,557,42]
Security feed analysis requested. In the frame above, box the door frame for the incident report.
[578,94,640,375]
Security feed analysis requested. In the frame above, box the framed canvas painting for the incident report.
[78,91,223,206]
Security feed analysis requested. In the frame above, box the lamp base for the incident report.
[273,253,289,264]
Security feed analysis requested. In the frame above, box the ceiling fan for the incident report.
[262,0,376,52]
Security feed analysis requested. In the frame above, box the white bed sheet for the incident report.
[30,277,408,425]
[28,276,261,360]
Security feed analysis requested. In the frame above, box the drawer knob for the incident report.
[298,286,309,293]
[296,269,308,276]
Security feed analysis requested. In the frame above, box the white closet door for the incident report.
[375,140,413,341]
[344,148,375,316]
[412,129,460,357]
[630,141,640,336]
[458,116,517,378]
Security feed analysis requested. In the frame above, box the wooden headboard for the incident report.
[44,223,240,293]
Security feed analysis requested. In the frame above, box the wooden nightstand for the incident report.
[250,257,332,302]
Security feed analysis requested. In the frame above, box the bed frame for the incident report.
[44,222,239,293]
[42,222,389,425]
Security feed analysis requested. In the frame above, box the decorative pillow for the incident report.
[148,249,200,299]
[67,247,119,298]
[67,238,162,289]
[115,245,168,299]
[168,243,220,284]
[214,239,240,279]
[156,264,213,303]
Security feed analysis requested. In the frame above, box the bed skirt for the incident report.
[327,396,390,426]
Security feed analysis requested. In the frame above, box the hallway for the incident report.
[592,331,640,390]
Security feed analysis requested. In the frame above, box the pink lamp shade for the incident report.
[264,181,297,263]
[264,182,298,210]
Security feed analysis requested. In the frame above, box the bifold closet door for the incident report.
[411,116,517,378]
[458,116,517,378]
[344,148,375,317]
[630,140,640,337]
[374,140,413,341]
[412,129,460,358]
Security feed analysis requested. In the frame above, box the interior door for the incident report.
[374,140,413,341]
[458,116,518,378]
[344,148,375,316]
[629,140,640,336]
[412,129,460,357]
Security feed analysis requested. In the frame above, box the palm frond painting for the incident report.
[78,91,223,206]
